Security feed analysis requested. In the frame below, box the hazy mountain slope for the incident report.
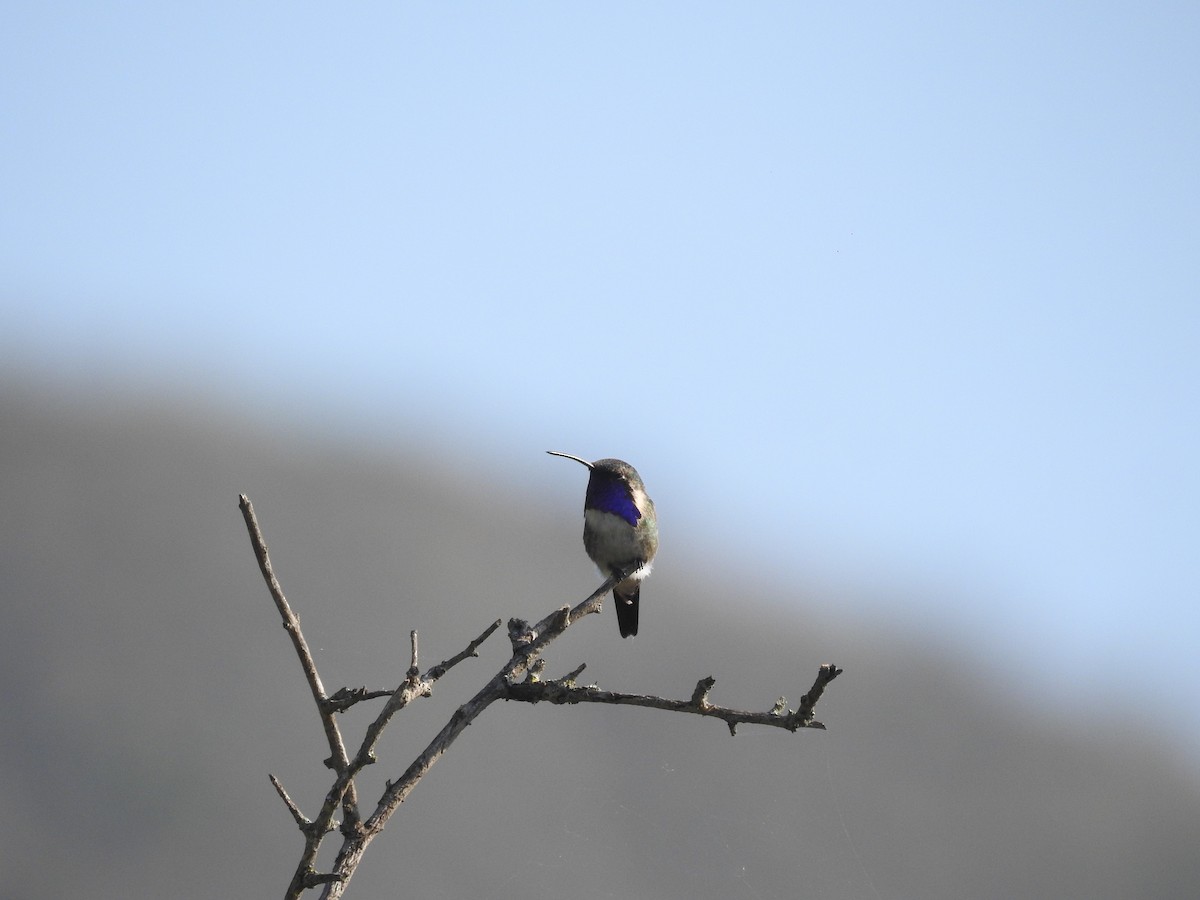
[1,379,1197,900]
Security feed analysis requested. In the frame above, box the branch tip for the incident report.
[241,495,359,823]
[425,617,503,683]
[269,773,311,830]
[561,663,587,685]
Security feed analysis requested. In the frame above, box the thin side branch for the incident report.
[504,664,843,734]
[324,619,503,714]
[240,494,363,898]
[796,662,842,726]
[427,618,503,680]
[324,687,395,713]
[270,774,312,831]
[238,495,357,812]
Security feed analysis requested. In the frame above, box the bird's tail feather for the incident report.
[613,586,639,638]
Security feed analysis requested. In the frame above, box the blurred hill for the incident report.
[1,376,1198,900]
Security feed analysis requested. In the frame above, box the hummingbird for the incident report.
[547,451,659,638]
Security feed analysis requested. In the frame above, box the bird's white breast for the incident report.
[583,508,653,580]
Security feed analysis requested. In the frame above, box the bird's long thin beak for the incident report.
[546,450,593,469]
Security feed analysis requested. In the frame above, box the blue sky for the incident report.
[4,3,1199,756]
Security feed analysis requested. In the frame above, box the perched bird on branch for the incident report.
[547,451,659,638]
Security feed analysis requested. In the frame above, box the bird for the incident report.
[547,451,659,638]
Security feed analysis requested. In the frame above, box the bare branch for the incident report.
[322,620,502,714]
[351,617,504,761]
[270,774,312,831]
[323,687,395,713]
[561,662,588,685]
[313,581,628,896]
[238,495,358,810]
[239,495,841,900]
[427,618,502,680]
[239,494,364,898]
[407,630,419,677]
[795,663,842,728]
[503,664,842,734]
[507,574,618,655]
